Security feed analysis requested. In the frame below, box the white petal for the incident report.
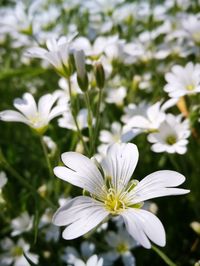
[101,143,139,192]
[46,38,58,51]
[14,93,37,119]
[126,116,150,129]
[38,94,58,119]
[87,255,101,266]
[53,196,96,225]
[48,105,67,121]
[54,166,103,195]
[121,209,166,248]
[60,152,104,190]
[53,197,108,240]
[44,51,62,69]
[0,110,29,124]
[129,170,189,204]
[25,47,47,58]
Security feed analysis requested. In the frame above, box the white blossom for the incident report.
[147,114,190,154]
[53,142,189,248]
[164,63,200,98]
[0,93,66,134]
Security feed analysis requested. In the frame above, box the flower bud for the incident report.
[74,50,88,91]
[95,62,105,89]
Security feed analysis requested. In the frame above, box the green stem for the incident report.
[152,245,177,266]
[39,135,53,177]
[84,91,94,156]
[94,88,103,148]
[66,77,89,155]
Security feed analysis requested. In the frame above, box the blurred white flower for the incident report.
[182,14,200,44]
[58,108,88,131]
[99,122,136,145]
[11,212,33,237]
[40,208,60,242]
[62,241,103,266]
[148,114,190,154]
[53,142,189,248]
[102,228,137,266]
[0,238,39,266]
[68,254,103,266]
[164,63,200,98]
[0,93,66,134]
[25,35,76,77]
[122,101,167,132]
[105,86,126,105]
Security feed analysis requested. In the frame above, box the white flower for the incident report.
[58,108,88,131]
[72,255,103,266]
[147,114,190,154]
[105,87,127,106]
[0,238,39,266]
[182,15,200,44]
[25,35,75,77]
[164,63,200,98]
[11,212,33,237]
[62,242,103,266]
[102,228,137,266]
[53,142,189,248]
[0,93,66,134]
[39,208,60,242]
[99,122,136,144]
[122,101,166,132]
[55,75,82,107]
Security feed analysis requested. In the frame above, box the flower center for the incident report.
[186,84,195,91]
[11,246,23,257]
[104,188,126,215]
[116,242,129,254]
[165,135,177,145]
[30,114,43,127]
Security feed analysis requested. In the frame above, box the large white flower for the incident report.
[164,62,200,98]
[0,93,66,134]
[147,114,190,154]
[53,143,189,249]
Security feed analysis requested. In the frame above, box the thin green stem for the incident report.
[94,89,103,148]
[66,77,89,155]
[84,91,94,156]
[39,135,53,177]
[152,245,177,266]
